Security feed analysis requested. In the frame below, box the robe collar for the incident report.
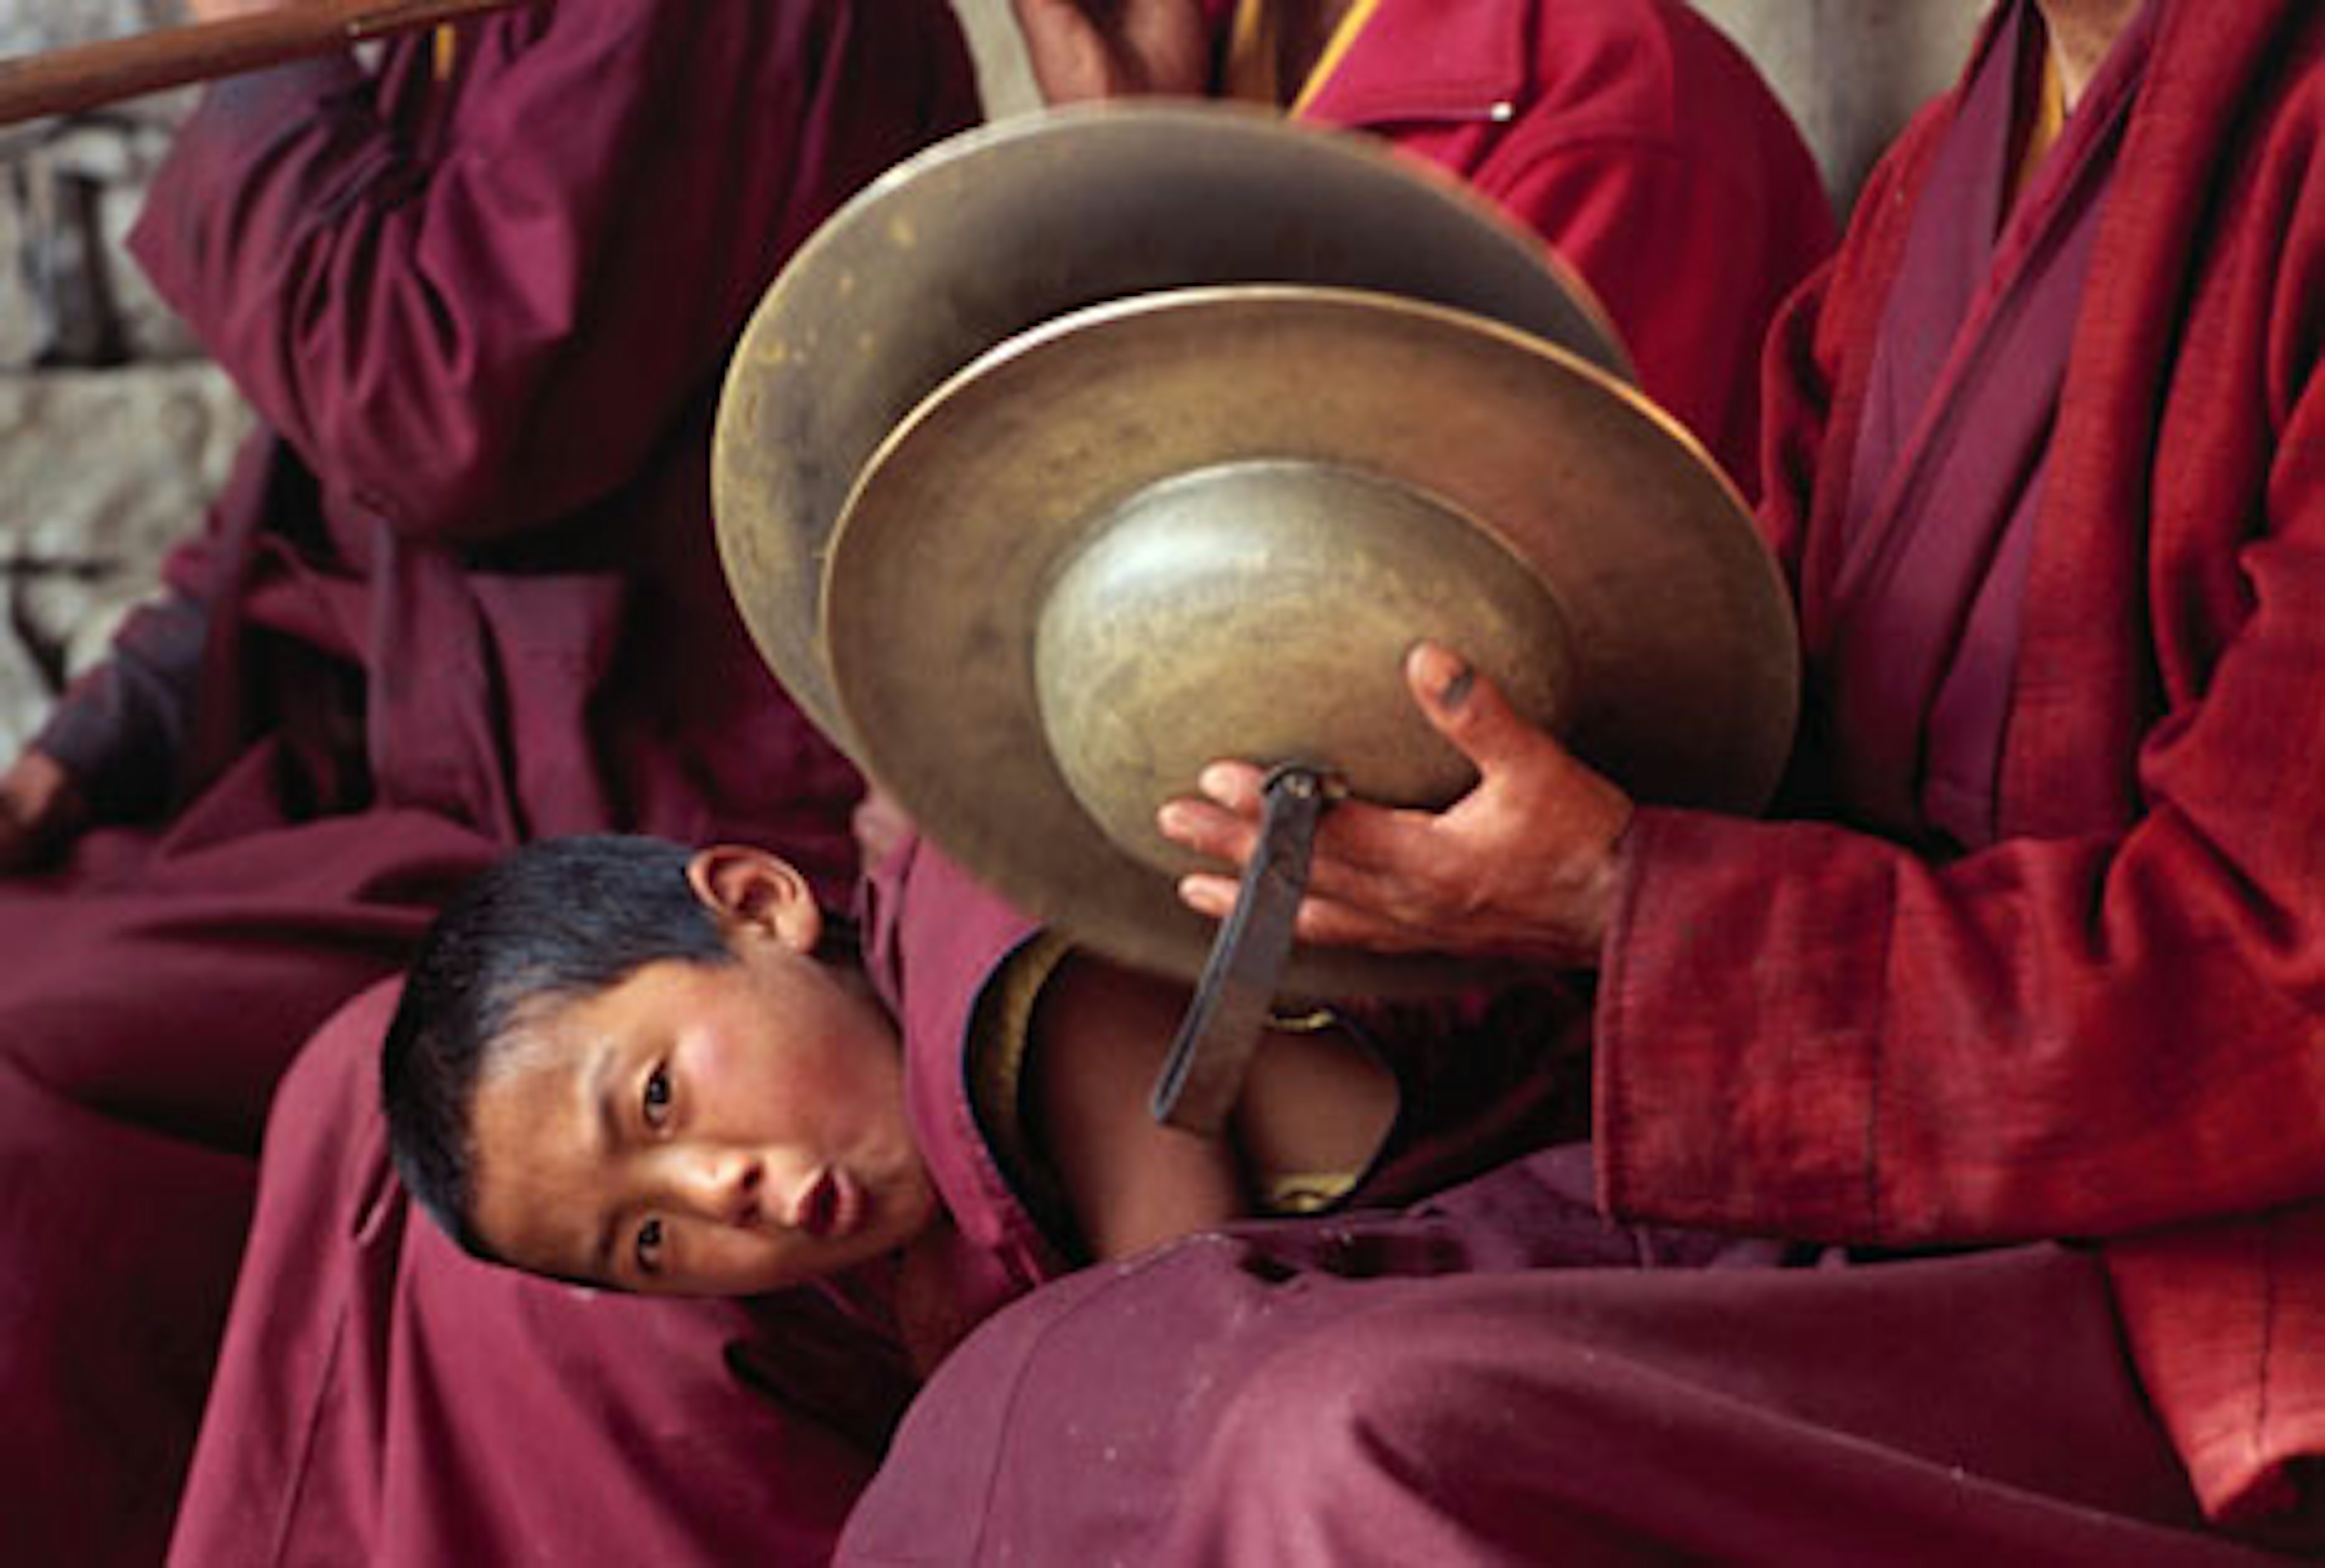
[1819,0,2158,849]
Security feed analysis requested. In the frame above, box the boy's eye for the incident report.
[635,1216,665,1275]
[642,1065,672,1129]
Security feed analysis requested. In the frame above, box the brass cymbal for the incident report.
[822,286,1798,996]
[713,101,1629,753]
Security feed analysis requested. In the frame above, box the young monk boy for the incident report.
[380,831,1597,1363]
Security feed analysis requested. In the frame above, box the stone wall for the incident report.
[0,2,1982,759]
[1692,0,1980,211]
[0,0,248,759]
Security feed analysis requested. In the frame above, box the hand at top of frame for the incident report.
[186,0,300,22]
[1008,0,1212,104]
[1156,641,1634,970]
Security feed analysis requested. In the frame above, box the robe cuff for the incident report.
[1593,806,1886,1239]
[2108,1210,2325,1542]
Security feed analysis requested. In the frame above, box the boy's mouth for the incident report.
[793,1168,856,1241]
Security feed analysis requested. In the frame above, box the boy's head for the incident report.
[383,834,934,1296]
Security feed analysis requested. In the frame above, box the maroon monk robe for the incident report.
[841,1183,2258,1564]
[1603,0,2325,1538]
[0,5,979,1565]
[1822,0,2148,849]
[844,0,2325,1555]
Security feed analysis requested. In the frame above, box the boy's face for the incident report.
[465,848,937,1296]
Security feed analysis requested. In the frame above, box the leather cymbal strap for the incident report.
[1150,765,1339,1134]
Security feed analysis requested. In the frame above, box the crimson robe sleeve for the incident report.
[1593,286,2325,1254]
[126,1,975,547]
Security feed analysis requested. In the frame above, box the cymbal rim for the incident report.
[822,285,1798,993]
[711,100,1632,758]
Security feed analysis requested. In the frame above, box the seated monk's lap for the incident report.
[0,809,496,1144]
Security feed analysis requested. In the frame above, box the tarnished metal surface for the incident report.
[1029,458,1569,873]
[711,100,1628,753]
[820,286,1796,995]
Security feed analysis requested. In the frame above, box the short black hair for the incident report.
[380,834,733,1257]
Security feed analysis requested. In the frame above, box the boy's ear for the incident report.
[685,846,822,954]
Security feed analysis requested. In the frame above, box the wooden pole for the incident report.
[0,0,547,127]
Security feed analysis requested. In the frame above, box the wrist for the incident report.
[1578,804,1635,958]
[1,751,89,843]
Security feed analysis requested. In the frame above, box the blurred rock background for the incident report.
[0,0,243,760]
[0,0,1979,761]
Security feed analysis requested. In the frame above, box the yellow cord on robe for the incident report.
[432,23,458,83]
[1224,0,1382,115]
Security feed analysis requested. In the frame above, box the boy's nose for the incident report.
[678,1150,763,1228]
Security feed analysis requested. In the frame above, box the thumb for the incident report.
[1404,641,1542,776]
